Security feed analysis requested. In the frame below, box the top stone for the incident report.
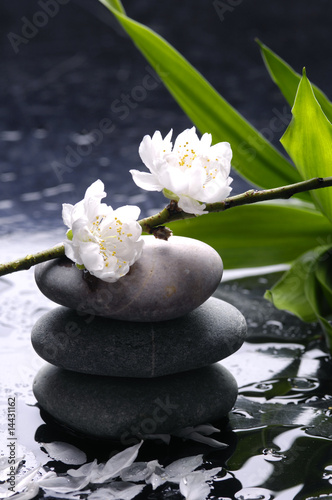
[34,236,223,322]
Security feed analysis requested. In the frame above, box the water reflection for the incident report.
[226,425,332,499]
[234,487,274,500]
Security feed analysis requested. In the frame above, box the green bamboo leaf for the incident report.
[315,255,332,312]
[98,0,306,193]
[258,40,332,123]
[103,0,125,12]
[167,202,332,269]
[305,264,332,350]
[281,71,332,223]
[264,245,331,322]
[265,244,332,350]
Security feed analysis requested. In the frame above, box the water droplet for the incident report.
[33,128,48,139]
[248,320,259,328]
[323,472,332,482]
[305,396,320,403]
[0,173,16,182]
[234,487,274,500]
[21,191,43,202]
[71,132,95,145]
[255,383,274,391]
[232,409,254,419]
[0,130,22,141]
[265,320,283,330]
[262,448,286,462]
[99,157,110,166]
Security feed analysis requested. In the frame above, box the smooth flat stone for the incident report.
[34,236,223,322]
[31,297,246,377]
[33,363,238,440]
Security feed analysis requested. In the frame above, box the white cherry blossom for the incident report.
[62,179,144,282]
[130,127,233,215]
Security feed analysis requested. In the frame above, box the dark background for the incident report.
[1,0,332,235]
[1,4,332,498]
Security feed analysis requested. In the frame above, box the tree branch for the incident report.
[139,176,332,230]
[1,176,332,278]
[0,244,65,278]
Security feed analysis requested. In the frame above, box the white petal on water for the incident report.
[120,462,147,482]
[188,424,221,435]
[42,491,83,500]
[0,481,40,500]
[67,459,100,477]
[179,467,222,500]
[0,466,41,499]
[0,456,11,473]
[164,455,204,481]
[88,481,145,500]
[182,431,227,448]
[145,471,167,490]
[173,424,228,448]
[41,443,143,493]
[179,473,210,500]
[40,441,87,465]
[0,457,24,480]
[120,460,160,482]
[199,467,223,480]
[0,483,12,499]
[15,482,40,500]
[38,472,90,493]
[145,454,205,490]
[141,433,171,444]
[14,466,41,492]
[0,439,223,499]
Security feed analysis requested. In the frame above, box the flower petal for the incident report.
[177,195,207,215]
[129,170,164,191]
[138,132,159,171]
[40,442,87,465]
[62,203,74,228]
[62,181,144,283]
[113,205,141,222]
[79,242,105,271]
[88,482,145,500]
[92,442,143,483]
[134,127,233,214]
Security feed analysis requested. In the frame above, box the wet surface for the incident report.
[1,234,332,499]
[2,0,332,498]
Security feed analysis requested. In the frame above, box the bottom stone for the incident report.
[33,363,238,441]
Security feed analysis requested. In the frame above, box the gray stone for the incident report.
[34,236,223,322]
[33,363,238,440]
[31,297,246,377]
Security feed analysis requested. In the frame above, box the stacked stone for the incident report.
[32,236,246,441]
